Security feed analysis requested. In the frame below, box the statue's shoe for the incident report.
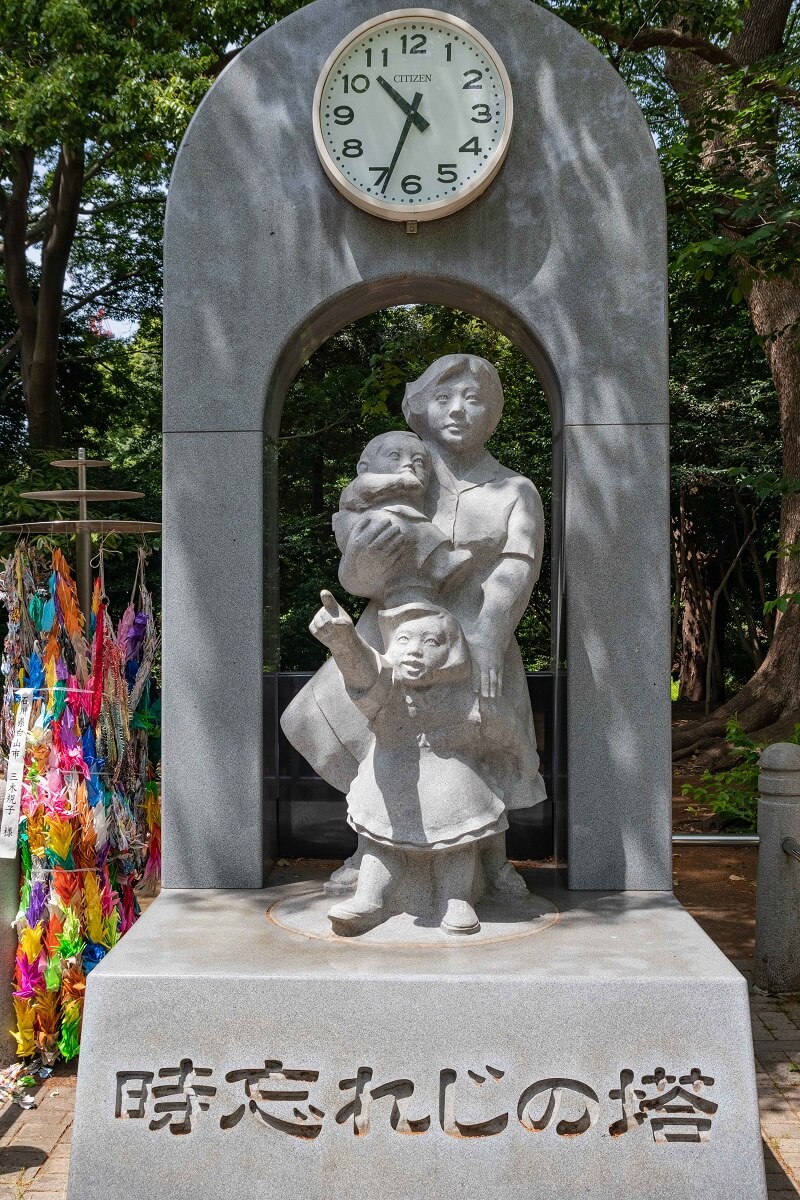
[323,863,359,896]
[440,899,480,935]
[328,899,385,936]
[489,862,529,897]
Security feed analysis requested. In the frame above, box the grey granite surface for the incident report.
[161,431,264,887]
[67,878,766,1200]
[756,743,800,992]
[565,423,672,890]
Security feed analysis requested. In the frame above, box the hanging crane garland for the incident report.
[0,544,161,1064]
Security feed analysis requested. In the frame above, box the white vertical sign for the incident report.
[0,688,34,858]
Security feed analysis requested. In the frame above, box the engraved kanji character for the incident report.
[222,1060,324,1138]
[439,1066,508,1137]
[517,1078,600,1136]
[609,1067,718,1143]
[336,1067,430,1135]
[609,1069,648,1136]
[149,1058,217,1134]
[115,1071,155,1119]
[640,1067,718,1144]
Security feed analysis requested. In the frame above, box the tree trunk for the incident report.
[679,559,711,701]
[1,142,85,450]
[748,274,800,607]
[666,0,800,749]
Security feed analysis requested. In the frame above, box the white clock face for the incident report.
[313,9,513,221]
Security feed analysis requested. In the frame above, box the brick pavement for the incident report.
[741,961,800,1199]
[0,967,798,1198]
[0,1062,76,1199]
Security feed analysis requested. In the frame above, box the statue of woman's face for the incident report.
[419,369,496,455]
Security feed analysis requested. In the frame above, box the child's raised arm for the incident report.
[309,590,380,693]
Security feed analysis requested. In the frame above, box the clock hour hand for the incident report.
[381,91,424,194]
[376,75,430,132]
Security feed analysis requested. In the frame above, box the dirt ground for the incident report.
[669,700,759,958]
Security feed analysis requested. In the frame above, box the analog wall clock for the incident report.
[312,8,513,221]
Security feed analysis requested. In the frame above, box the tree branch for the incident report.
[61,270,139,318]
[2,148,37,361]
[584,20,736,67]
[83,146,116,185]
[208,46,242,77]
[584,18,800,109]
[0,330,22,377]
[34,143,85,354]
[77,195,165,218]
[278,414,349,442]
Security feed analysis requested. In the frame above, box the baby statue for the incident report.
[333,430,472,605]
[309,589,512,936]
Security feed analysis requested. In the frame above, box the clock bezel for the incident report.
[312,8,514,222]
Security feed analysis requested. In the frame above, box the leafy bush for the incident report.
[682,719,800,832]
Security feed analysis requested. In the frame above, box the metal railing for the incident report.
[672,833,759,846]
[782,836,800,862]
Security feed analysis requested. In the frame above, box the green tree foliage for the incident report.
[0,0,303,447]
[0,311,163,618]
[547,0,800,738]
[3,0,799,749]
[669,264,781,701]
[683,717,800,830]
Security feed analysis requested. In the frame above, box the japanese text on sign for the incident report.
[115,1061,718,1144]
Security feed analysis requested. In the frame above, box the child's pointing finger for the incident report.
[320,589,340,617]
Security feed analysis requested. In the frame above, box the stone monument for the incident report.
[67,2,768,1197]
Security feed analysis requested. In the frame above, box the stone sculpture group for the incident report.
[281,353,547,935]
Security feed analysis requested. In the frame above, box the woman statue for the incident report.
[280,353,547,922]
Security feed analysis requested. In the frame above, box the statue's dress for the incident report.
[345,663,509,850]
[280,450,548,812]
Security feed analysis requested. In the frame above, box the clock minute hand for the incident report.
[376,75,430,132]
[381,91,424,195]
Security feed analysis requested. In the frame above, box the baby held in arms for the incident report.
[333,430,471,605]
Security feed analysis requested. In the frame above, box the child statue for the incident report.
[333,430,472,606]
[309,589,520,936]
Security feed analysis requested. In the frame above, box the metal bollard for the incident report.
[755,742,800,993]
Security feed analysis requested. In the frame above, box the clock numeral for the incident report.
[401,173,422,194]
[444,41,452,62]
[462,69,483,90]
[437,163,458,183]
[401,33,427,54]
[342,139,364,158]
[471,104,492,123]
[364,47,388,67]
[342,73,370,94]
[458,136,482,155]
[369,166,391,187]
[333,105,354,125]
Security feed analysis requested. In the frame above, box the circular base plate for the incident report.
[267,885,559,947]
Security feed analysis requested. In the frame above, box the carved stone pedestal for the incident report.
[67,872,767,1200]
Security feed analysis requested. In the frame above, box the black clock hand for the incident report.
[381,91,424,194]
[376,75,430,132]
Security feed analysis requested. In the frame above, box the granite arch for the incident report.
[161,0,670,890]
